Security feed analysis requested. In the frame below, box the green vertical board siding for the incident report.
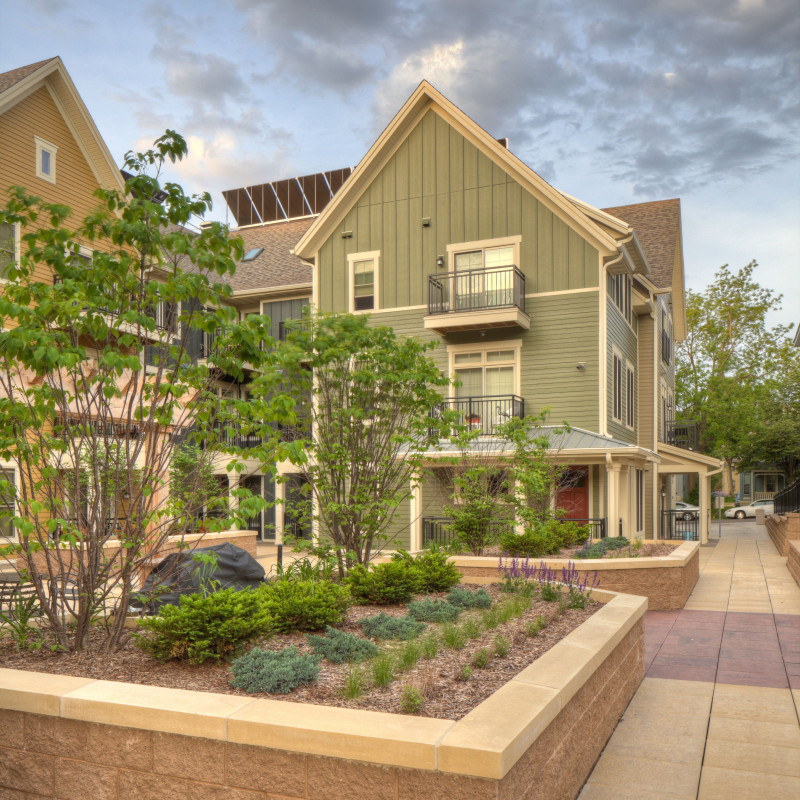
[606,287,638,444]
[315,108,599,314]
[261,298,310,339]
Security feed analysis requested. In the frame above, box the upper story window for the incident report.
[612,352,623,422]
[0,222,18,282]
[0,467,15,539]
[661,308,673,365]
[610,273,632,323]
[626,362,635,429]
[453,347,517,398]
[35,136,57,184]
[348,251,379,312]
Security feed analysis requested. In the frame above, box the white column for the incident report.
[409,474,422,552]
[699,471,710,545]
[274,476,286,546]
[228,476,240,531]
[605,455,620,539]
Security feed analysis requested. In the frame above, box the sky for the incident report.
[1,0,798,330]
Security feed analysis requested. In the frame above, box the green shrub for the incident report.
[550,520,591,548]
[371,653,396,687]
[441,622,466,650]
[134,588,272,664]
[407,598,460,623]
[359,612,427,640]
[498,520,591,557]
[230,646,320,694]
[446,587,492,609]
[347,561,420,605]
[259,580,350,632]
[493,634,511,657]
[456,664,473,681]
[392,547,461,592]
[471,648,491,668]
[400,685,424,713]
[573,536,630,560]
[541,583,561,602]
[526,616,547,637]
[306,626,378,664]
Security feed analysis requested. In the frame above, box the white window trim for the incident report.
[611,346,623,422]
[446,340,522,399]
[347,250,380,313]
[0,222,20,284]
[625,359,636,431]
[34,135,57,184]
[446,235,522,272]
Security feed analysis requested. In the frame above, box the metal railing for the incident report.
[278,319,310,340]
[556,517,607,539]
[775,479,800,515]
[421,517,514,547]
[660,509,699,541]
[665,419,699,451]
[427,265,526,316]
[435,394,524,436]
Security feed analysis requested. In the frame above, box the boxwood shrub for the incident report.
[259,579,351,632]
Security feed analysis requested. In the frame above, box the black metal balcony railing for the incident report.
[775,479,800,515]
[435,394,524,436]
[665,419,699,451]
[427,265,526,316]
[421,517,515,547]
[278,319,311,341]
[556,517,607,539]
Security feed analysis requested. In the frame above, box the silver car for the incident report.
[724,499,774,519]
[675,501,699,521]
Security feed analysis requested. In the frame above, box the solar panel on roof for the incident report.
[222,168,352,227]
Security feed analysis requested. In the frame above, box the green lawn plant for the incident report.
[471,648,491,669]
[230,645,320,694]
[407,598,460,623]
[493,635,511,657]
[441,622,467,650]
[359,612,426,640]
[306,626,378,664]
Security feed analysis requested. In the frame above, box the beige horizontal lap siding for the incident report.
[521,291,600,430]
[0,87,110,286]
[365,307,447,373]
[606,279,637,445]
[317,108,599,314]
[637,313,655,451]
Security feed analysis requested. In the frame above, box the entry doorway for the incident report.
[556,466,589,520]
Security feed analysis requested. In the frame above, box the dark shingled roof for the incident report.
[601,198,681,289]
[0,58,57,95]
[227,217,316,292]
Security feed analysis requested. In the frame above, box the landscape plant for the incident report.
[407,598,460,623]
[347,561,420,605]
[390,546,461,592]
[306,626,378,664]
[446,586,492,609]
[230,645,321,694]
[258,579,350,632]
[400,684,424,714]
[359,612,426,640]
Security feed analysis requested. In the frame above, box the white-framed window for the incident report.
[635,468,645,532]
[446,235,521,310]
[449,343,521,399]
[34,136,57,184]
[612,351,623,422]
[626,361,635,429]
[0,466,16,539]
[661,307,673,364]
[0,222,18,282]
[348,250,379,312]
[610,273,632,323]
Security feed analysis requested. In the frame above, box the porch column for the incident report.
[228,476,240,530]
[274,476,286,546]
[605,455,621,539]
[699,471,710,544]
[409,474,422,552]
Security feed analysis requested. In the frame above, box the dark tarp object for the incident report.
[132,543,266,612]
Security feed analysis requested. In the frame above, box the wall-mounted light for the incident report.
[341,230,353,239]
[422,217,431,227]
[436,255,444,267]
[576,362,586,371]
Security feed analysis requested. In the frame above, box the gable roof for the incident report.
[294,80,621,260]
[0,56,125,195]
[0,58,57,94]
[228,217,315,293]
[601,199,681,289]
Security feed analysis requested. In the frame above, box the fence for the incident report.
[775,479,800,515]
[427,265,526,316]
[660,509,699,541]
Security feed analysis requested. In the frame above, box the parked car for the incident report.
[724,499,774,520]
[674,501,699,521]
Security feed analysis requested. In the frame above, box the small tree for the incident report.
[259,313,451,576]
[0,132,283,652]
[169,442,226,531]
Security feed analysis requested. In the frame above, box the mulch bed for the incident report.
[0,585,597,720]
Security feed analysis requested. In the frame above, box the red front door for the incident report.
[556,466,589,520]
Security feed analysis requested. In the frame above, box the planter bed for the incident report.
[451,540,700,611]
[0,588,645,800]
[0,585,597,720]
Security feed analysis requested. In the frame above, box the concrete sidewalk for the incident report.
[580,521,800,799]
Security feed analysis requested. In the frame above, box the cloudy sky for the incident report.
[2,0,798,328]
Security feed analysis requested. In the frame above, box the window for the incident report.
[740,472,751,498]
[661,308,673,364]
[0,222,17,282]
[610,273,632,323]
[35,136,57,184]
[612,353,623,421]
[348,251,379,312]
[0,468,15,538]
[636,469,644,532]
[453,348,517,398]
[242,247,264,262]
[626,363,635,428]
[446,236,521,311]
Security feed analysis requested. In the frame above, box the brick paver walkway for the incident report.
[580,521,800,799]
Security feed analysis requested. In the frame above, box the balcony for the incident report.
[434,394,524,436]
[424,265,530,334]
[665,419,699,451]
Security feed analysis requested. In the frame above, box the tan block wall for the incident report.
[456,550,698,611]
[788,541,800,589]
[766,513,800,557]
[0,617,644,800]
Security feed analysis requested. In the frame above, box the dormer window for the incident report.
[35,136,57,184]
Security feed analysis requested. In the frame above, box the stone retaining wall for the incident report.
[766,513,800,557]
[788,541,800,589]
[0,592,646,800]
[452,541,699,611]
